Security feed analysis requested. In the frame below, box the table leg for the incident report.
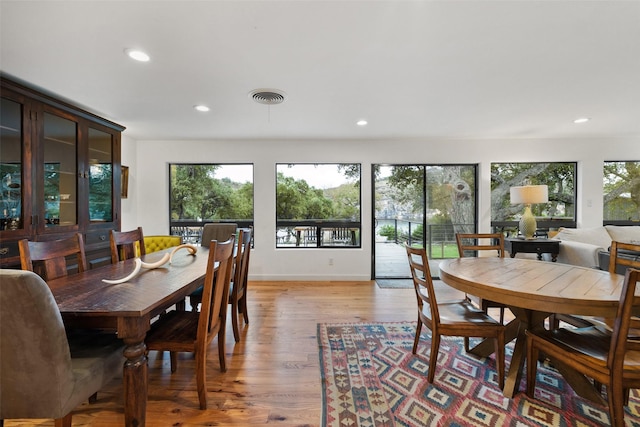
[118,316,150,427]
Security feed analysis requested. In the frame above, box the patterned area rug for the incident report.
[318,321,640,426]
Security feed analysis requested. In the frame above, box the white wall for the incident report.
[123,136,639,281]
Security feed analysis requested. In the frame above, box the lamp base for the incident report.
[519,205,537,240]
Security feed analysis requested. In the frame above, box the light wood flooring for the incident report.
[6,280,469,427]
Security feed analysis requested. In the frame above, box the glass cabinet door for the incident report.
[0,97,25,231]
[43,111,78,228]
[88,127,114,223]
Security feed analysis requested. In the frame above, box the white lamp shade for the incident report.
[510,185,548,205]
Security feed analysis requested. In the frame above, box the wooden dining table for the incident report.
[46,245,210,427]
[439,257,626,399]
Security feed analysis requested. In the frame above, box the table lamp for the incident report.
[510,185,548,239]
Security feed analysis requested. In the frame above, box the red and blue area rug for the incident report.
[318,321,640,426]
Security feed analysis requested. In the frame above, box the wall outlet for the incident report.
[328,258,334,266]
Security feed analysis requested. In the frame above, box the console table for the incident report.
[505,238,560,261]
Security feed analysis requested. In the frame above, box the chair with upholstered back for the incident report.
[0,269,124,427]
[405,244,505,388]
[145,237,235,410]
[144,235,182,254]
[19,233,87,281]
[526,268,640,427]
[200,223,237,247]
[110,227,145,263]
[229,228,252,342]
[455,232,507,324]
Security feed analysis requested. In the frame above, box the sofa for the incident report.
[547,225,640,270]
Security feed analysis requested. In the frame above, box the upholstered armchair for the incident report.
[0,270,124,427]
[144,235,182,254]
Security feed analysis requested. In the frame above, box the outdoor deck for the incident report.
[375,241,447,278]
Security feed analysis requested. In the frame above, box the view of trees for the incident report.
[604,161,640,221]
[276,164,360,221]
[491,162,576,222]
[170,164,253,221]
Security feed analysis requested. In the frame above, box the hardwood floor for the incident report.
[6,280,466,427]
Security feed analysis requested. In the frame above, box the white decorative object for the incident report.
[510,185,548,239]
[102,244,197,284]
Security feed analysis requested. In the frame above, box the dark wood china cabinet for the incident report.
[0,77,125,268]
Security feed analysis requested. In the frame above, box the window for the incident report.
[604,161,640,224]
[169,164,253,243]
[491,162,577,236]
[276,163,361,248]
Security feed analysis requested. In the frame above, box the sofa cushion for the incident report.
[605,225,640,245]
[554,226,612,248]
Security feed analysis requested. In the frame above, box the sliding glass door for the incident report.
[372,164,477,279]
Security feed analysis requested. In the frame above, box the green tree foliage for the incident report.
[604,161,640,221]
[276,172,335,219]
[170,165,253,221]
[490,162,576,221]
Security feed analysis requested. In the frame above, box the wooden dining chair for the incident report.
[455,232,507,324]
[145,237,235,410]
[526,268,640,427]
[551,241,640,331]
[109,227,145,263]
[228,228,252,342]
[609,241,640,273]
[18,233,88,280]
[405,244,506,388]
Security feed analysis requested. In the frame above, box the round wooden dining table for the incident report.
[439,257,625,399]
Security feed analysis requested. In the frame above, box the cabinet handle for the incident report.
[0,248,9,256]
[100,235,106,241]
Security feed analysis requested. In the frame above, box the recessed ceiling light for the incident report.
[573,117,590,124]
[124,48,150,62]
[194,105,210,112]
[357,120,368,126]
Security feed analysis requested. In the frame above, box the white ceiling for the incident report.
[1,0,639,142]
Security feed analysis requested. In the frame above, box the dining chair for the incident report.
[200,223,237,247]
[190,223,237,310]
[526,268,640,427]
[144,234,182,254]
[405,244,505,388]
[609,241,640,273]
[455,232,507,324]
[228,228,252,342]
[145,237,235,410]
[551,241,640,331]
[18,232,87,280]
[0,269,124,427]
[110,226,145,263]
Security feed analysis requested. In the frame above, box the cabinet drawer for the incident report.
[84,230,111,247]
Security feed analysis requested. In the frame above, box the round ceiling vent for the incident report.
[249,89,286,105]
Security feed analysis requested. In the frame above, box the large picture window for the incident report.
[604,161,640,224]
[169,164,253,243]
[276,163,361,248]
[491,162,577,236]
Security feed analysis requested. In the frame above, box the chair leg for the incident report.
[190,295,201,312]
[608,378,626,427]
[54,413,72,427]
[196,347,208,410]
[428,334,441,383]
[240,295,249,324]
[218,328,227,372]
[494,333,505,390]
[170,351,178,373]
[412,319,423,354]
[231,300,241,343]
[526,337,539,398]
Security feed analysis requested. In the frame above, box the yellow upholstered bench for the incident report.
[144,235,182,254]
